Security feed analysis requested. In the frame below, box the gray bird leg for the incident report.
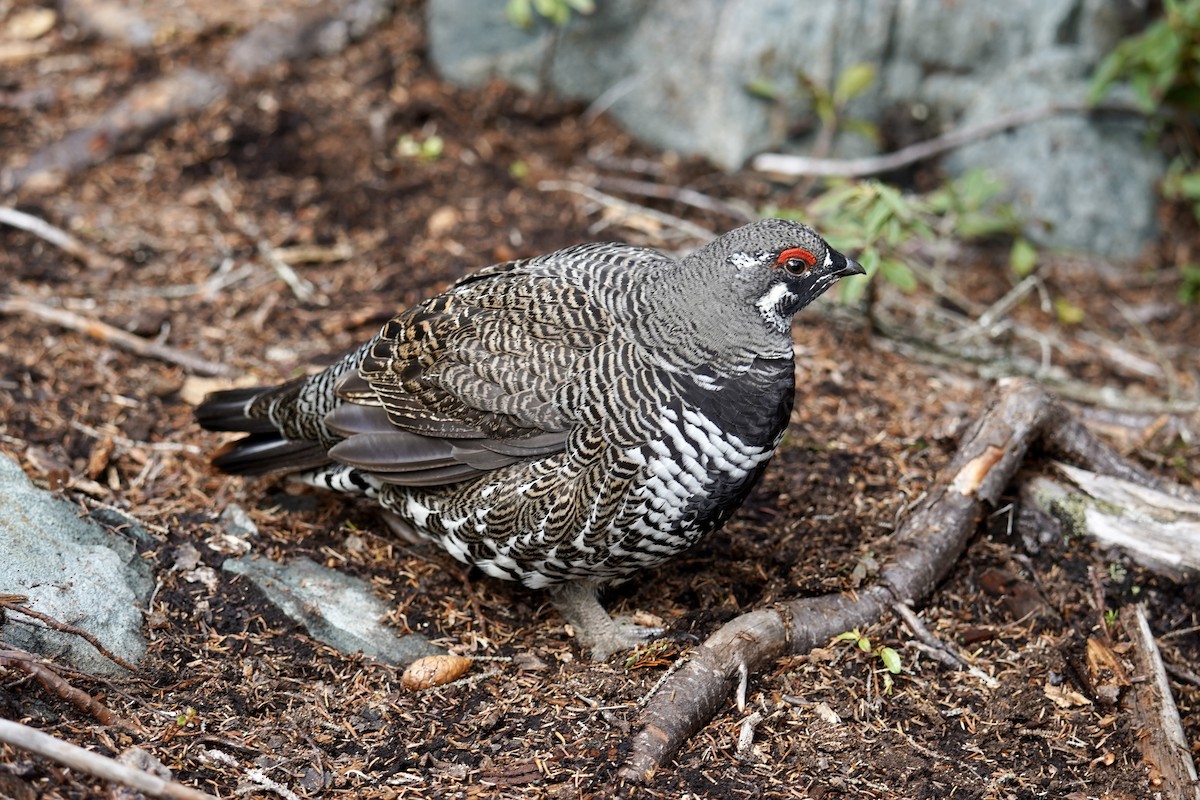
[549,581,662,660]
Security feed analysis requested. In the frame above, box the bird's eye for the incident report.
[774,247,817,275]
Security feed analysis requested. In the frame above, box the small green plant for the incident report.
[748,62,880,154]
[1091,0,1200,301]
[770,171,1026,304]
[395,133,444,162]
[1089,0,1200,113]
[835,628,903,693]
[506,0,594,28]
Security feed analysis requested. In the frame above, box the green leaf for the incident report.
[842,117,881,146]
[863,198,892,240]
[745,76,780,101]
[833,63,877,106]
[1054,297,1086,325]
[858,636,872,653]
[835,630,861,643]
[1010,237,1038,277]
[879,646,903,674]
[506,0,533,28]
[838,275,869,306]
[879,259,917,292]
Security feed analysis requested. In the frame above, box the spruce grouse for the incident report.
[197,218,864,659]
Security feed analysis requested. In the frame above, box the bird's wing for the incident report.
[325,257,616,485]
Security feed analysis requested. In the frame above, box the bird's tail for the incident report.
[196,341,375,475]
[196,379,334,476]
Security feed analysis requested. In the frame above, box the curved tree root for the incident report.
[621,376,1123,781]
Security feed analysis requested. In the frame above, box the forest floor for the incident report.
[1,2,1199,798]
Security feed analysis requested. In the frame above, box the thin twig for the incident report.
[590,175,756,222]
[69,419,203,455]
[753,103,1131,178]
[1,602,137,672]
[0,718,216,800]
[891,601,998,688]
[537,180,717,242]
[0,296,235,377]
[0,206,122,271]
[209,183,320,304]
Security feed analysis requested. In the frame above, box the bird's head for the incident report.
[686,218,865,334]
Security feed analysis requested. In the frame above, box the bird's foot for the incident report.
[549,582,662,661]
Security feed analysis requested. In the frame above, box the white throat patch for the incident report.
[756,282,795,334]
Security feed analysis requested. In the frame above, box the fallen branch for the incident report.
[0,296,235,377]
[1124,604,1200,799]
[1024,463,1200,580]
[622,377,1054,780]
[1,70,228,194]
[0,649,121,726]
[752,102,1133,179]
[621,377,1199,780]
[0,206,122,271]
[0,718,216,800]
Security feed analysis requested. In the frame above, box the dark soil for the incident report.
[1,2,1198,798]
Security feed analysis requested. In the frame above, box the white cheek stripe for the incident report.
[755,282,794,333]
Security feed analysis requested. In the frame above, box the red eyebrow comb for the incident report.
[775,247,817,267]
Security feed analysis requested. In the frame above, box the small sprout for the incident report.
[395,133,444,162]
[1108,562,1127,583]
[1010,237,1038,278]
[506,0,593,29]
[509,160,530,181]
[835,628,904,685]
[833,63,877,106]
[1053,297,1086,325]
[878,646,902,674]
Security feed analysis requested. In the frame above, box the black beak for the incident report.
[835,252,866,278]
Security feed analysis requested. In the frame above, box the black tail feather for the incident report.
[196,384,332,475]
[195,387,278,433]
[209,432,330,476]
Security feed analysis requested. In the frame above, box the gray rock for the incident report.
[947,51,1162,258]
[428,0,1160,258]
[223,554,441,665]
[0,454,151,675]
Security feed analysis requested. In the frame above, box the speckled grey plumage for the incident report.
[197,218,862,657]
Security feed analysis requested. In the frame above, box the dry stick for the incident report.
[0,296,235,377]
[621,377,1057,781]
[208,183,318,304]
[1125,604,1200,800]
[0,718,217,800]
[537,180,717,242]
[752,102,1112,179]
[0,649,119,726]
[590,175,757,222]
[0,207,122,272]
